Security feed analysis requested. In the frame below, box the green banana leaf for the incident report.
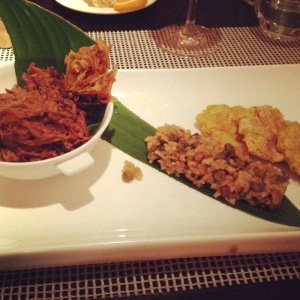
[0,0,300,228]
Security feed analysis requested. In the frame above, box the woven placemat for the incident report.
[0,253,299,299]
[1,27,300,67]
[0,27,299,300]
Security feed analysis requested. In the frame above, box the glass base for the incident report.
[263,30,300,42]
[155,24,221,57]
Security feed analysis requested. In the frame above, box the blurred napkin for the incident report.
[0,18,12,48]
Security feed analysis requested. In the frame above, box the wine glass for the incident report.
[155,0,221,57]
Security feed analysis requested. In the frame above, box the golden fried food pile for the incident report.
[195,104,247,150]
[196,105,300,175]
[277,121,300,175]
[64,39,117,104]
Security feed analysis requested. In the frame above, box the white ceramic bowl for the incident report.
[0,62,114,180]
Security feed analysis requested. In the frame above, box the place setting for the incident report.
[0,0,299,299]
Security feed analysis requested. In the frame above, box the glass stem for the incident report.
[181,0,199,38]
[186,0,198,27]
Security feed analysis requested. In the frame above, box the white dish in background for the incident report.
[55,0,156,14]
[0,64,299,270]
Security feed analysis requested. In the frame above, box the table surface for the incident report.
[1,0,300,299]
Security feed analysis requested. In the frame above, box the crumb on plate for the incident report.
[122,160,143,183]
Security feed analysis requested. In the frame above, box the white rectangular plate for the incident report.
[0,64,299,270]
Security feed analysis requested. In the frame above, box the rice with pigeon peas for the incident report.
[145,124,289,210]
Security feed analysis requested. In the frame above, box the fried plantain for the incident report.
[196,104,248,150]
[277,120,300,175]
[238,105,285,162]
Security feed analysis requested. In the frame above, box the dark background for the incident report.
[31,0,258,32]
